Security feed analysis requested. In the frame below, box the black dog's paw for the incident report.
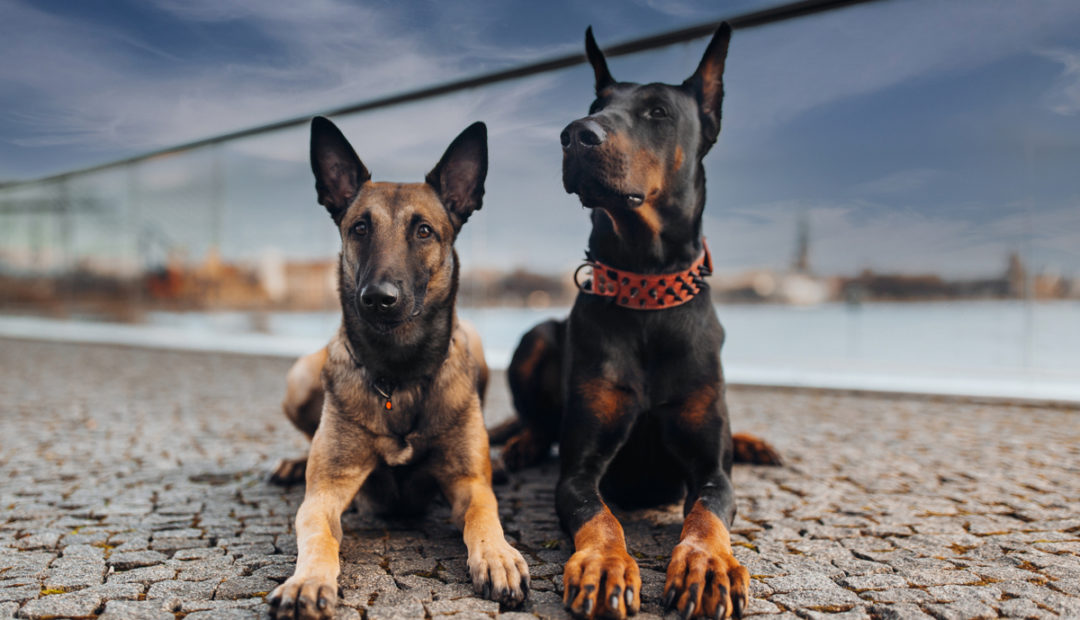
[563,546,641,619]
[269,457,308,486]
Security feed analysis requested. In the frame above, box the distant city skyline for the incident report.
[1,0,1079,278]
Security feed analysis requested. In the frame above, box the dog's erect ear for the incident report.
[310,116,370,224]
[585,26,615,95]
[426,122,488,231]
[683,22,732,147]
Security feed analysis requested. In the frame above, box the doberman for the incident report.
[491,23,780,619]
[269,117,529,619]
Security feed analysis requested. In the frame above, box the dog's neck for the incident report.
[586,163,706,274]
[339,255,458,384]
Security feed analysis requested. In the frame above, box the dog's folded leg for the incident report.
[440,412,530,607]
[270,411,375,620]
[731,432,782,466]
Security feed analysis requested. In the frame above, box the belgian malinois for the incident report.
[269,117,529,620]
[493,24,779,619]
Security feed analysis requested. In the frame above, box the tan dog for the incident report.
[269,117,529,620]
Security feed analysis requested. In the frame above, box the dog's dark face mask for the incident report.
[308,117,487,339]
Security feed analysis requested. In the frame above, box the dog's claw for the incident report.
[683,600,696,620]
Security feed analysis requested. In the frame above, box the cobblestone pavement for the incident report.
[1,338,1079,619]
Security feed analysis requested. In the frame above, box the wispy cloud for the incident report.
[848,169,941,196]
[721,0,1080,131]
[1036,48,1080,116]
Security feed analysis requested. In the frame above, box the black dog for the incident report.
[492,23,779,619]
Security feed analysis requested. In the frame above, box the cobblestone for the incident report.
[1,339,1078,618]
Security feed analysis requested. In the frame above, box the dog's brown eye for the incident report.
[417,224,433,239]
[352,221,368,236]
[649,106,668,119]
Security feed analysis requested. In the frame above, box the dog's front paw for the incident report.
[468,540,530,607]
[664,540,749,619]
[268,573,338,620]
[563,546,641,619]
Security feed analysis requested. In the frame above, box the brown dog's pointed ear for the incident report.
[683,22,732,147]
[310,116,370,224]
[426,121,488,231]
[585,26,615,94]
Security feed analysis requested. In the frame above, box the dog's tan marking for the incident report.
[578,377,631,426]
[680,383,718,427]
[664,500,749,618]
[563,505,642,619]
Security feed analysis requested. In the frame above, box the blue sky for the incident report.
[2,0,1079,278]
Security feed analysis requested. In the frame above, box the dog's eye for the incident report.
[648,106,668,119]
[416,224,433,239]
[352,221,368,236]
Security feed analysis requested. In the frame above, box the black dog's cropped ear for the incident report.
[585,26,615,94]
[426,121,488,231]
[310,116,370,224]
[683,22,732,147]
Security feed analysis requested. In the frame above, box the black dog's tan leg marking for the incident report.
[273,348,329,486]
[558,376,642,619]
[665,500,749,619]
[439,412,529,606]
[731,432,782,466]
[270,411,375,620]
[663,388,749,619]
[563,505,641,619]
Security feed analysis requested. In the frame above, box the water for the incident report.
[3,300,1077,401]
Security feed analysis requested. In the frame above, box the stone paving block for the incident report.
[146,578,216,601]
[867,603,936,620]
[426,596,501,615]
[109,550,167,570]
[922,600,997,620]
[837,573,907,591]
[107,564,178,585]
[0,602,18,619]
[0,586,39,604]
[366,599,427,620]
[16,589,102,619]
[98,599,173,620]
[770,586,862,611]
[215,576,278,600]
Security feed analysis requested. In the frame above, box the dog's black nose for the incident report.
[562,119,606,150]
[360,281,400,311]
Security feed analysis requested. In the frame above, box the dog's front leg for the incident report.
[271,412,376,620]
[557,377,642,620]
[663,394,750,619]
[439,413,530,607]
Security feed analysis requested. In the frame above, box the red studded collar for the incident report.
[574,239,713,310]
